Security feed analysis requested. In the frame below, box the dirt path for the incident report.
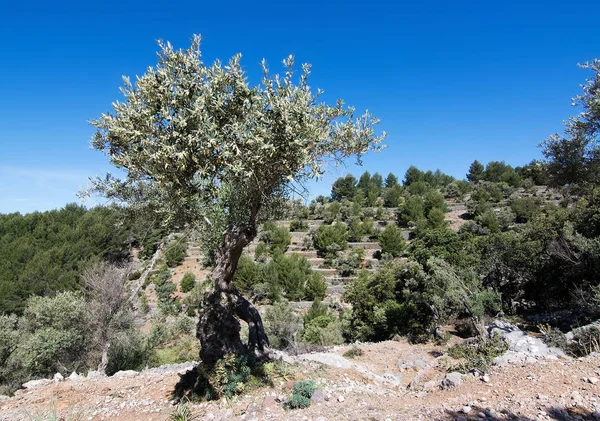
[3,341,600,421]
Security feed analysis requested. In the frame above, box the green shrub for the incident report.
[448,334,508,374]
[20,292,90,376]
[168,402,195,421]
[302,318,343,346]
[128,270,142,281]
[445,180,471,199]
[347,217,365,242]
[425,207,448,230]
[254,242,268,261]
[334,248,364,276]
[285,380,315,409]
[139,292,150,314]
[150,336,199,367]
[106,329,148,375]
[173,354,277,402]
[304,300,329,324]
[173,315,195,335]
[378,224,406,257]
[343,345,364,358]
[286,393,311,409]
[476,210,500,233]
[180,272,196,293]
[397,195,425,226]
[265,301,301,350]
[290,219,309,232]
[324,201,342,223]
[260,222,291,254]
[304,274,327,301]
[384,185,403,207]
[511,197,541,223]
[147,322,172,347]
[164,241,187,268]
[156,281,177,301]
[313,223,348,257]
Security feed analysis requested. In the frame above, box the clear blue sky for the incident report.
[1,0,598,213]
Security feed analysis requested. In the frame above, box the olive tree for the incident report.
[87,35,385,365]
[541,60,600,188]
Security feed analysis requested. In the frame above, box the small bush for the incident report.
[286,393,311,409]
[343,345,364,358]
[448,334,508,373]
[511,197,541,223]
[313,223,348,257]
[128,270,142,281]
[260,222,292,254]
[265,301,301,350]
[334,248,364,276]
[567,326,600,357]
[290,219,309,232]
[173,315,195,335]
[285,380,315,409]
[164,241,187,268]
[180,272,196,293]
[304,274,327,301]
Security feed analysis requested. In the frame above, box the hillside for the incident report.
[2,335,599,421]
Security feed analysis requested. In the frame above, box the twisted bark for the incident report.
[196,223,270,366]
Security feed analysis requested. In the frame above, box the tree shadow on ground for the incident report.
[443,405,598,420]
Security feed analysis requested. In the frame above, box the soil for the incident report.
[3,340,600,421]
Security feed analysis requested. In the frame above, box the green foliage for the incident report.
[17,292,89,377]
[378,224,406,258]
[334,248,365,276]
[343,345,364,358]
[343,261,433,342]
[265,300,301,350]
[510,197,541,223]
[239,252,324,302]
[385,173,399,188]
[304,274,327,301]
[331,174,358,201]
[150,336,199,367]
[260,222,292,255]
[106,329,148,375]
[383,184,403,207]
[404,166,455,188]
[180,272,196,293]
[324,200,342,223]
[467,160,485,183]
[301,310,344,346]
[445,180,471,198]
[0,204,134,314]
[169,402,197,421]
[476,210,500,234]
[409,228,476,268]
[448,334,509,373]
[164,241,187,268]
[289,219,309,232]
[292,380,315,398]
[285,380,315,410]
[199,354,254,400]
[397,195,425,227]
[313,223,348,257]
[541,60,600,188]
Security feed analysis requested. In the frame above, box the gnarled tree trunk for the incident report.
[196,224,270,366]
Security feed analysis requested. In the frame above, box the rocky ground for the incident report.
[3,325,600,421]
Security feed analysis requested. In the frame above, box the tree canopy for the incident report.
[541,60,600,188]
[88,35,386,232]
